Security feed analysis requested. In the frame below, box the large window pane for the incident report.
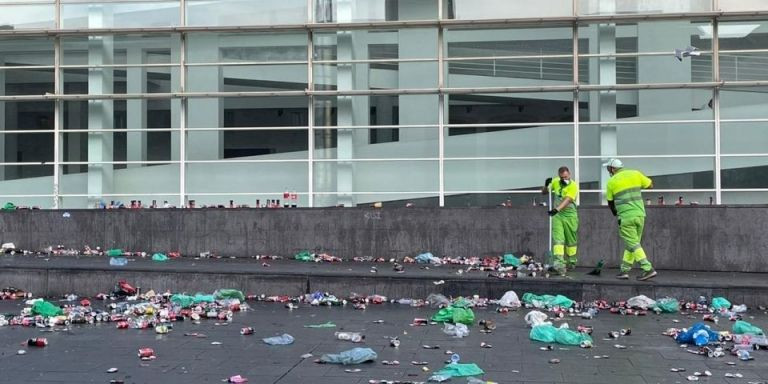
[722,157,768,189]
[579,21,712,55]
[721,122,768,154]
[445,158,574,192]
[314,29,438,60]
[62,66,179,95]
[314,0,437,23]
[722,192,768,204]
[0,164,54,209]
[579,89,713,122]
[1,100,54,131]
[720,88,768,119]
[186,0,306,26]
[62,131,179,174]
[719,0,768,12]
[314,95,438,127]
[579,55,713,84]
[314,127,438,159]
[448,93,574,126]
[0,4,55,29]
[188,129,308,161]
[63,99,178,130]
[579,0,710,15]
[445,124,573,158]
[579,157,714,191]
[62,34,180,66]
[188,65,306,93]
[186,32,308,64]
[447,58,573,87]
[187,97,308,161]
[315,61,437,90]
[446,27,573,58]
[0,36,54,67]
[60,163,180,208]
[187,162,308,194]
[579,122,714,157]
[313,160,438,207]
[61,2,180,29]
[714,20,768,81]
[446,0,573,19]
[1,68,54,96]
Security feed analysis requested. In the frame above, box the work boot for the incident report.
[637,270,658,281]
[615,271,629,280]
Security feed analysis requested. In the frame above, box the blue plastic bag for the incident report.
[263,334,294,345]
[675,322,719,346]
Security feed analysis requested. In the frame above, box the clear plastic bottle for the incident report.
[335,332,364,343]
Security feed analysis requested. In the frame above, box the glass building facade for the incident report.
[1,0,768,208]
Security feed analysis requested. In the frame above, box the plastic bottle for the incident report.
[451,353,460,364]
[335,332,364,343]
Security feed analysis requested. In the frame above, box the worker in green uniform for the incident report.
[542,166,579,276]
[604,158,657,281]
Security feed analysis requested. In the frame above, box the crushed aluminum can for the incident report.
[240,327,254,335]
[137,348,155,360]
[27,338,47,347]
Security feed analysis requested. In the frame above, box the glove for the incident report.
[548,208,558,216]
[544,177,552,187]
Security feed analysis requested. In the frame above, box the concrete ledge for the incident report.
[2,257,766,307]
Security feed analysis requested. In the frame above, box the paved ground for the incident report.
[0,300,767,384]
[3,254,768,290]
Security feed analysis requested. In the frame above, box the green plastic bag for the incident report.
[555,327,593,346]
[304,322,337,328]
[31,300,63,317]
[294,250,313,262]
[652,298,680,313]
[152,253,168,262]
[105,249,123,257]
[452,307,475,325]
[433,363,485,378]
[733,320,764,335]
[502,253,521,267]
[193,293,215,303]
[431,307,455,323]
[2,202,16,210]
[522,293,574,309]
[530,324,592,346]
[214,289,245,301]
[711,297,731,310]
[530,324,557,343]
[171,294,195,308]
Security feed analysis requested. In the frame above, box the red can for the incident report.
[138,348,155,359]
[116,321,129,329]
[240,327,254,335]
[27,338,48,347]
[412,318,429,326]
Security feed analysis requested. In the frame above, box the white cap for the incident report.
[603,158,624,169]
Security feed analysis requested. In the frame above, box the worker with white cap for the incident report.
[604,158,657,281]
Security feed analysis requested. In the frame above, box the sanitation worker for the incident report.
[542,166,579,276]
[604,158,657,281]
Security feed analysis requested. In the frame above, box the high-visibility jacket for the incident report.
[605,169,652,219]
[549,178,578,217]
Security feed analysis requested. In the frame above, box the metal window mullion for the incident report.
[179,30,187,207]
[438,16,445,207]
[572,21,580,203]
[307,27,314,208]
[713,17,722,204]
[52,0,61,209]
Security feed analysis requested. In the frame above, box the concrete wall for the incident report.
[0,206,765,272]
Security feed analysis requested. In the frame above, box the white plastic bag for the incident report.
[443,323,469,338]
[627,295,656,310]
[524,310,550,327]
[497,291,521,308]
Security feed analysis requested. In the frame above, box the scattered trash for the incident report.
[496,291,521,308]
[522,293,574,309]
[228,375,248,383]
[530,324,593,346]
[480,342,492,348]
[138,348,155,360]
[627,295,656,310]
[429,363,484,380]
[433,280,445,285]
[318,348,377,365]
[335,332,364,343]
[16,350,26,355]
[443,323,470,338]
[382,360,400,365]
[733,320,764,335]
[524,311,550,327]
[106,368,118,373]
[304,322,336,328]
[549,358,560,364]
[262,334,294,346]
[151,253,168,262]
[300,353,313,359]
[345,369,362,373]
